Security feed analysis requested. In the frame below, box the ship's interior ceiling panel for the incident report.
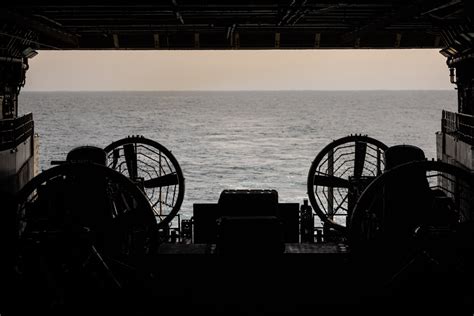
[0,1,472,50]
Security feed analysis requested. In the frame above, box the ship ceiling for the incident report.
[0,1,472,51]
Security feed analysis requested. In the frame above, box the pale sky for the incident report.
[24,49,452,91]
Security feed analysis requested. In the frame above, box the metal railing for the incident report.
[0,113,34,151]
[442,110,474,145]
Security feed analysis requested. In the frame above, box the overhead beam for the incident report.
[421,0,464,19]
[171,0,184,24]
[0,3,461,50]
[297,4,348,26]
[278,3,348,26]
[0,9,79,47]
[341,1,459,44]
[278,0,307,26]
[341,4,419,44]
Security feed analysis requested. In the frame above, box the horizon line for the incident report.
[22,89,455,93]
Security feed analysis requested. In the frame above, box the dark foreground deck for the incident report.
[135,242,470,315]
[4,241,473,316]
[157,242,349,255]
[149,242,353,315]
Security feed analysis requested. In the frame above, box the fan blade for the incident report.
[354,141,367,178]
[123,144,138,179]
[144,173,179,188]
[314,175,350,188]
[111,149,120,170]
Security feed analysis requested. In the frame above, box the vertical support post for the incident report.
[275,32,280,48]
[234,32,240,49]
[153,34,160,48]
[0,57,26,119]
[0,55,35,194]
[314,33,321,48]
[113,34,120,48]
[438,25,474,219]
[452,59,474,115]
[194,33,200,49]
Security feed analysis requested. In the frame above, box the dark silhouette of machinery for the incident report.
[347,146,474,308]
[306,135,388,237]
[12,139,183,314]
[7,134,474,314]
[104,135,185,231]
[349,147,472,247]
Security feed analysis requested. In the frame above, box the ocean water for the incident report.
[19,90,457,219]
